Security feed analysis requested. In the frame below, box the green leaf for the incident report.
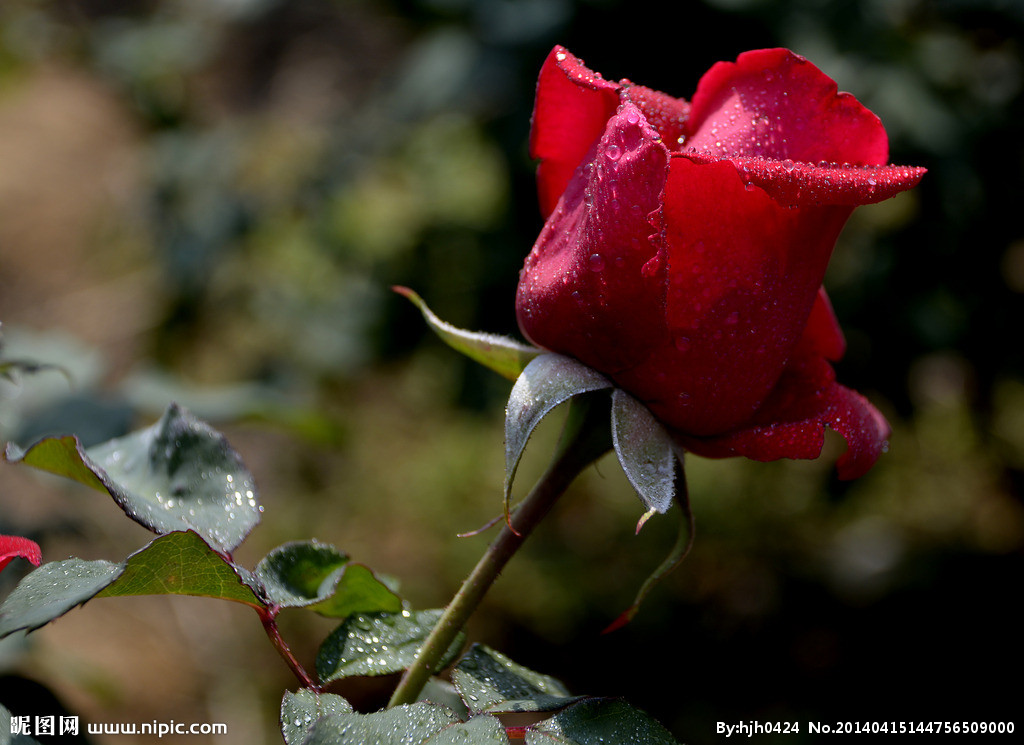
[428,714,509,743]
[255,540,401,617]
[309,563,403,618]
[0,559,122,637]
[302,703,463,745]
[3,435,107,491]
[96,530,263,607]
[5,403,261,552]
[417,679,469,717]
[280,689,353,745]
[527,698,680,745]
[504,354,612,512]
[395,286,541,381]
[453,644,581,715]
[611,389,679,519]
[256,541,349,607]
[316,610,465,684]
[0,531,264,639]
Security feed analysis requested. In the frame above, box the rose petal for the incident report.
[802,288,846,362]
[517,102,670,374]
[0,534,42,573]
[621,83,690,151]
[612,156,851,435]
[685,48,889,166]
[681,151,927,207]
[678,371,890,480]
[531,46,621,218]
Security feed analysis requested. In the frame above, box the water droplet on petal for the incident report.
[605,144,622,161]
[588,254,606,272]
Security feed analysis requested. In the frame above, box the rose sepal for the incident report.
[504,354,614,524]
[611,389,682,520]
[404,298,695,623]
[394,286,542,381]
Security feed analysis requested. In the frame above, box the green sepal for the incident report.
[4,403,261,553]
[604,485,695,634]
[395,286,541,381]
[611,389,680,519]
[504,354,612,516]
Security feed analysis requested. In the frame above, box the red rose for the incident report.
[516,46,925,479]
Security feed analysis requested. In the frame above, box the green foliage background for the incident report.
[0,1,1020,743]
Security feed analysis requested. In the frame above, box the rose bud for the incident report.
[516,47,925,479]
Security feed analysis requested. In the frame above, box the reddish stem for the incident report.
[258,606,321,691]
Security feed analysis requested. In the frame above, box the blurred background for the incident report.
[0,0,1020,743]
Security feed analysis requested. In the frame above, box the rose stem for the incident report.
[258,605,321,691]
[387,395,612,708]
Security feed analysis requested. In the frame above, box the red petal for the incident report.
[685,48,890,166]
[679,370,890,480]
[517,102,670,373]
[0,534,42,573]
[621,83,690,151]
[613,156,851,435]
[801,287,846,362]
[682,151,926,206]
[530,46,621,218]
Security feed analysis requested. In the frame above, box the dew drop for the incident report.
[782,159,795,172]
[605,144,622,161]
[674,335,691,352]
[587,254,606,272]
